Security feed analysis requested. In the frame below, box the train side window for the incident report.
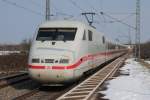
[102,36,105,44]
[82,30,86,40]
[88,30,93,41]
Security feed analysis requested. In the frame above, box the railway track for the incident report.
[56,54,128,100]
[0,72,29,89]
[12,84,76,100]
[12,87,40,100]
[11,54,128,100]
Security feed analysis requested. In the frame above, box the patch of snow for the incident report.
[145,61,150,64]
[0,51,20,55]
[99,58,150,100]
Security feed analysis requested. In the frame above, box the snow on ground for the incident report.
[0,51,20,55]
[99,58,150,100]
[145,61,150,64]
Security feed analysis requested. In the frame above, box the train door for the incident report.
[88,30,94,68]
[103,36,107,62]
[73,29,89,78]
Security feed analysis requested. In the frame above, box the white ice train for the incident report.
[28,20,127,84]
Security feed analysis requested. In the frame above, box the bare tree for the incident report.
[140,41,150,59]
[20,38,31,54]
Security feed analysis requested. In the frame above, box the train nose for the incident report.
[28,67,74,84]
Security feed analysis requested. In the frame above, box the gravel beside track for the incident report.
[0,54,127,100]
[24,86,71,100]
[0,79,40,100]
[57,54,128,100]
[0,71,25,78]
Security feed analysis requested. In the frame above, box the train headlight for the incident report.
[59,59,69,63]
[32,58,40,63]
[45,59,54,63]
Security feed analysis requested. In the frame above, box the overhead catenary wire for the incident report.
[98,0,106,24]
[55,12,73,17]
[67,0,97,25]
[100,12,136,30]
[85,0,103,21]
[86,0,98,12]
[55,12,74,20]
[104,14,135,24]
[26,0,42,7]
[1,0,44,16]
[67,0,86,12]
[119,13,135,22]
[92,0,135,27]
[67,0,102,26]
[2,0,136,32]
[84,0,120,27]
[67,0,113,29]
[51,2,75,19]
[86,0,111,25]
[104,12,136,15]
[25,0,75,20]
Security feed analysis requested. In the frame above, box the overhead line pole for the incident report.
[135,0,141,59]
[46,0,50,21]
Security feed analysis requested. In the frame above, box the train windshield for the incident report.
[36,28,77,41]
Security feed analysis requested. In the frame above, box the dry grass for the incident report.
[0,54,28,72]
[139,59,150,68]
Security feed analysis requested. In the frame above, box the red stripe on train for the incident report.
[28,65,45,69]
[52,66,65,69]
[29,58,83,70]
[28,50,123,70]
[29,56,88,70]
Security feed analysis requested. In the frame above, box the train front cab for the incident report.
[28,27,83,84]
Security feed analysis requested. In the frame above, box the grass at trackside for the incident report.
[139,59,150,68]
[0,54,28,72]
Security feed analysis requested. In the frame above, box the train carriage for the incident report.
[28,20,127,84]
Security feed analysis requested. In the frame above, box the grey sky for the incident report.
[0,0,149,44]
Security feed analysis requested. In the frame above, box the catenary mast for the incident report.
[46,0,50,20]
[135,0,141,59]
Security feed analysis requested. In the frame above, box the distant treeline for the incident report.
[0,39,150,60]
[0,39,31,54]
[140,41,150,59]
[0,39,31,71]
[0,44,21,51]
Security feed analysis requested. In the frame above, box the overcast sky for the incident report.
[0,0,149,44]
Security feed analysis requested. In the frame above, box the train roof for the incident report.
[38,20,126,47]
[39,20,89,28]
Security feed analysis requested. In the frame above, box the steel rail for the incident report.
[0,72,29,89]
[57,54,128,100]
[12,87,40,100]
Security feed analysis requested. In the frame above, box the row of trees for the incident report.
[20,39,31,54]
[0,39,31,71]
[0,38,149,60]
[0,39,31,54]
[140,41,150,59]
[20,39,149,60]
